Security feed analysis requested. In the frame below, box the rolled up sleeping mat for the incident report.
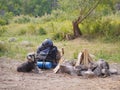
[37,61,52,69]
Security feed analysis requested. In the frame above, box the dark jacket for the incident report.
[36,39,58,62]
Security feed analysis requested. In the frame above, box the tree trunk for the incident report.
[72,0,101,38]
[72,21,82,38]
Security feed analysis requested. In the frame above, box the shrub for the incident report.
[0,12,13,25]
[52,32,64,40]
[18,29,27,35]
[40,14,54,22]
[27,24,47,35]
[17,24,47,36]
[0,41,7,52]
[0,26,7,36]
[81,14,120,40]
[38,27,47,35]
[0,18,8,25]
[14,16,30,24]
[51,20,73,40]
[27,24,36,35]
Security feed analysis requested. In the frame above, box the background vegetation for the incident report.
[0,0,120,62]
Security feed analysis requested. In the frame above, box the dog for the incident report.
[17,52,39,73]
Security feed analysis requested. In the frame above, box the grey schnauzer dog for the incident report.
[17,52,39,73]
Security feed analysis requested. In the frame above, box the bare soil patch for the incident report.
[0,57,120,90]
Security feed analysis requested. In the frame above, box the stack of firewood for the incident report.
[75,49,93,67]
[53,49,117,78]
[54,49,93,73]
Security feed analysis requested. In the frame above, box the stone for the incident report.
[8,37,17,42]
[82,69,95,78]
[0,41,4,45]
[59,64,77,76]
[109,68,118,75]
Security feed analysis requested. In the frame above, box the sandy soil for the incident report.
[0,57,120,90]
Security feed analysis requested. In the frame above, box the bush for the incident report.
[52,32,64,40]
[0,18,8,25]
[81,14,120,40]
[38,27,47,35]
[98,15,120,38]
[0,41,7,52]
[27,24,47,35]
[17,24,47,36]
[0,12,13,25]
[0,26,7,36]
[40,9,67,23]
[51,20,73,40]
[27,24,36,35]
[18,29,27,35]
[14,16,30,24]
[40,14,54,23]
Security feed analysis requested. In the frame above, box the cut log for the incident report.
[53,57,65,73]
[75,52,82,66]
[83,49,88,66]
[75,49,93,67]
[53,48,65,73]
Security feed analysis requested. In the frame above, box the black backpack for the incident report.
[46,46,58,61]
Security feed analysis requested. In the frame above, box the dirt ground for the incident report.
[0,57,120,90]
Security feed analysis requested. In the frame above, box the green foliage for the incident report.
[58,0,100,21]
[0,18,8,25]
[51,9,68,21]
[80,13,120,40]
[40,14,54,22]
[27,24,36,35]
[38,27,46,35]
[50,20,73,40]
[0,0,120,62]
[96,50,110,60]
[52,32,64,40]
[27,24,47,35]
[95,48,120,63]
[0,0,54,16]
[0,26,7,36]
[0,41,11,57]
[16,24,47,36]
[18,29,27,35]
[0,36,47,59]
[14,16,30,24]
[39,9,68,23]
[0,12,13,25]
[0,41,7,52]
[73,50,79,59]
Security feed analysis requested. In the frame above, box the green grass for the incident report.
[0,15,120,62]
[55,38,120,63]
[0,35,120,63]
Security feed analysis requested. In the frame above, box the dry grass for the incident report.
[0,35,120,62]
[55,38,120,62]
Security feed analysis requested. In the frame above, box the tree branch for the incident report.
[77,0,101,24]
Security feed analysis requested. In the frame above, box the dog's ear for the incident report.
[27,52,35,62]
